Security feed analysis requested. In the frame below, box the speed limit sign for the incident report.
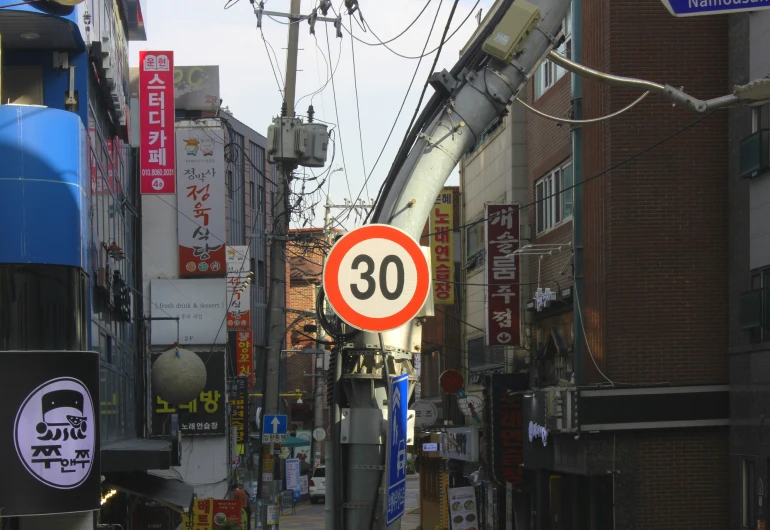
[323,224,430,333]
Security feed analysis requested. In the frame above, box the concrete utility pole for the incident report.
[261,0,301,527]
[326,0,573,528]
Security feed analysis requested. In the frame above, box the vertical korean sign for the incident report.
[139,51,176,195]
[430,189,454,305]
[235,330,254,387]
[177,125,227,277]
[229,376,249,454]
[227,246,252,329]
[485,205,521,346]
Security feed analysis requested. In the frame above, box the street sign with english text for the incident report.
[660,0,770,16]
[386,373,409,525]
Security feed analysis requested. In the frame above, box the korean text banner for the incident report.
[430,189,454,305]
[0,351,100,516]
[233,330,254,386]
[485,204,521,347]
[177,124,227,277]
[139,51,176,195]
[227,245,252,329]
[228,376,249,448]
[151,350,226,436]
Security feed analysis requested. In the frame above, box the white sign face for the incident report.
[285,458,301,491]
[301,475,309,495]
[226,246,251,273]
[413,399,438,427]
[14,377,96,489]
[458,396,485,417]
[422,442,438,452]
[323,224,430,333]
[313,427,326,442]
[150,278,227,345]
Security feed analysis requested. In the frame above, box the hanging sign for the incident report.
[139,51,176,195]
[430,189,455,305]
[0,351,100,516]
[485,204,521,346]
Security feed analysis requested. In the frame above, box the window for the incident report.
[742,458,755,528]
[468,337,485,370]
[534,6,573,99]
[227,170,234,201]
[536,160,573,234]
[466,221,484,257]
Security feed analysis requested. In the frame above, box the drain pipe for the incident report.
[570,0,585,387]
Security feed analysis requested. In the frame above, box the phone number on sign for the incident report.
[141,169,175,176]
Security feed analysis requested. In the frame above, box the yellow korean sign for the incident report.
[430,189,454,305]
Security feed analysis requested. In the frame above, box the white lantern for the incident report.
[152,347,207,405]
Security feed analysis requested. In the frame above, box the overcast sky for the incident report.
[129,0,495,229]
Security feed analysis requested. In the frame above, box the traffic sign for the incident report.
[323,224,431,333]
[413,399,438,427]
[659,0,770,17]
[262,414,287,443]
[386,373,409,526]
[313,427,326,442]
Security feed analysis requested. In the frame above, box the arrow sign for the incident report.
[262,415,287,443]
[386,373,409,526]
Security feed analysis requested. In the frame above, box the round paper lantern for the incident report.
[152,347,207,405]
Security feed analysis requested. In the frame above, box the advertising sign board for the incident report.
[0,351,100,516]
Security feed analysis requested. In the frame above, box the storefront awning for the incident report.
[102,438,175,473]
[104,472,194,514]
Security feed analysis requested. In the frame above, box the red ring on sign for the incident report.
[323,224,430,333]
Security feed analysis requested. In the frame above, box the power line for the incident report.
[349,15,370,201]
[349,0,445,209]
[324,23,355,204]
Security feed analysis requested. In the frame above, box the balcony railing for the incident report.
[739,129,770,179]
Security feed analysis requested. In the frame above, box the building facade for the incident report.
[457,0,731,528]
[729,9,770,530]
[0,1,194,529]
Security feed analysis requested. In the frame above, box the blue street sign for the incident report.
[660,0,770,17]
[262,414,287,443]
[386,373,409,526]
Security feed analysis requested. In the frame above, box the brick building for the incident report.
[284,228,327,431]
[458,0,730,528]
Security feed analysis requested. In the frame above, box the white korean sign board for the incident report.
[150,278,227,345]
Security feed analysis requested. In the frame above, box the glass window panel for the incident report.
[562,163,573,218]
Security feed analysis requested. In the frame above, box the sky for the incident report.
[128,0,495,230]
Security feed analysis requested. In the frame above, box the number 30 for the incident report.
[350,255,405,301]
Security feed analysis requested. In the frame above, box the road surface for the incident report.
[274,474,420,530]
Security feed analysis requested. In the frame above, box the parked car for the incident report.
[309,465,326,504]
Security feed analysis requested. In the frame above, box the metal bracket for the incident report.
[417,132,458,159]
[351,464,385,471]
[428,69,458,97]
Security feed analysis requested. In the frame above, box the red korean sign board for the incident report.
[235,329,254,387]
[139,51,176,195]
[177,125,227,277]
[485,204,521,346]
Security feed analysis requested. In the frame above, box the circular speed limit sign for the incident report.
[323,224,430,333]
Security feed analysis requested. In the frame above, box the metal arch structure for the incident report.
[327,0,574,527]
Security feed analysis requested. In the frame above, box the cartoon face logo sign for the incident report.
[13,377,95,489]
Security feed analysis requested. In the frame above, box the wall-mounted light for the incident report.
[20,33,40,40]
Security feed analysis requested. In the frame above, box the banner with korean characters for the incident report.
[177,123,227,277]
[151,351,226,436]
[227,376,249,453]
[227,245,252,329]
[430,189,455,305]
[485,204,521,347]
[233,329,254,387]
[139,51,176,195]
[0,351,100,516]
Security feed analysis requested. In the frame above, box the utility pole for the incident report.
[261,0,301,528]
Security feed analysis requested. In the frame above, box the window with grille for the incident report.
[535,160,573,234]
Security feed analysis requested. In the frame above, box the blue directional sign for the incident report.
[660,0,770,17]
[386,373,409,526]
[262,414,287,443]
